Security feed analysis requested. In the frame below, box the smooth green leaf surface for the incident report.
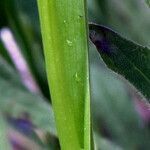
[37,0,91,150]
[89,23,150,100]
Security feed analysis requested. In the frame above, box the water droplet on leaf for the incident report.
[78,15,83,19]
[74,72,81,83]
[66,40,73,46]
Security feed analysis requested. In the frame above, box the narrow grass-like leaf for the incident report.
[0,41,13,65]
[2,0,50,98]
[37,0,91,150]
[89,23,150,100]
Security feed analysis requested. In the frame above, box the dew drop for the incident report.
[78,15,83,19]
[74,72,81,83]
[66,40,73,46]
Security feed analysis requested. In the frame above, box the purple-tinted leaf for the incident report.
[89,23,150,100]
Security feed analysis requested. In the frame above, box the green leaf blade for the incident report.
[37,0,91,150]
[89,23,150,99]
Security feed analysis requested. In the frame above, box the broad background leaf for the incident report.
[0,57,56,135]
[89,23,150,100]
[89,43,150,149]
[0,116,11,150]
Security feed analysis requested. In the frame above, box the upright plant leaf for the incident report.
[37,0,91,150]
[2,0,50,98]
[0,41,13,65]
[89,23,150,100]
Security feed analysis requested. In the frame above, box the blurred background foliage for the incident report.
[0,0,149,149]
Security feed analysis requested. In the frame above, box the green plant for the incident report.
[0,0,149,149]
[37,0,91,150]
[89,23,150,100]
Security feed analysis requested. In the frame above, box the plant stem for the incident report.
[37,0,91,149]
